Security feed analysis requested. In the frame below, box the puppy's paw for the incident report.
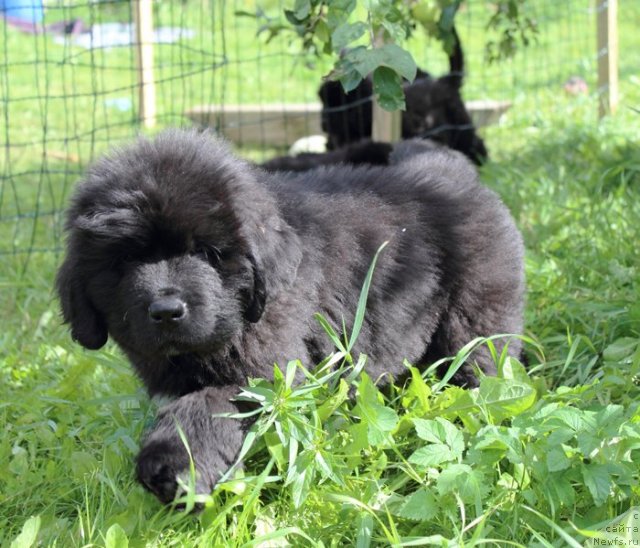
[136,439,212,506]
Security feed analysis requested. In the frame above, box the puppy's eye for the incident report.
[193,244,221,266]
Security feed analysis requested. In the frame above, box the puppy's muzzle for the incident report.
[148,297,187,325]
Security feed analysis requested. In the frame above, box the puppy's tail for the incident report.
[444,1,464,88]
[448,26,464,80]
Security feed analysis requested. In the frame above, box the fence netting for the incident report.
[0,0,634,272]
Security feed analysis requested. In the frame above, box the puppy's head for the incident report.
[402,75,487,165]
[56,129,300,361]
[318,79,373,150]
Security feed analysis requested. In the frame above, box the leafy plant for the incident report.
[2,4,640,543]
[240,0,538,110]
[176,239,640,544]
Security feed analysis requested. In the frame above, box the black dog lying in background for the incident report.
[56,130,523,504]
[263,27,488,172]
[261,139,393,172]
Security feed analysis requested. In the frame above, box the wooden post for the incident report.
[371,32,402,143]
[133,0,157,128]
[596,0,619,118]
[372,102,402,143]
[183,100,511,147]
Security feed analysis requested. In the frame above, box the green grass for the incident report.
[2,0,640,546]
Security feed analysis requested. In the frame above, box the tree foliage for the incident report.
[240,0,538,110]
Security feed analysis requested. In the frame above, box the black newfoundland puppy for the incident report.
[262,27,487,172]
[56,129,524,504]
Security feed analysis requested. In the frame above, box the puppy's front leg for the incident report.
[136,385,250,504]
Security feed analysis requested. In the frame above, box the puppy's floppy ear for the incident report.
[56,259,108,350]
[244,254,266,323]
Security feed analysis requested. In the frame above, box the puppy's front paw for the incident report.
[136,439,212,505]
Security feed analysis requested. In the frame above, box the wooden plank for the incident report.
[186,104,323,147]
[185,100,511,148]
[596,0,619,118]
[466,99,512,127]
[133,0,156,128]
[371,103,402,143]
[371,32,402,143]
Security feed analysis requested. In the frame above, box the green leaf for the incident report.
[546,446,571,472]
[372,66,405,111]
[603,337,639,362]
[403,366,432,411]
[264,430,286,468]
[438,1,459,33]
[356,512,373,548]
[293,0,311,20]
[332,22,367,52]
[576,431,601,457]
[347,44,417,82]
[408,443,454,467]
[437,464,487,506]
[283,9,303,26]
[314,313,347,354]
[472,425,524,465]
[477,377,537,423]
[348,241,388,351]
[395,488,438,521]
[498,356,531,383]
[549,407,593,432]
[345,352,368,384]
[105,523,129,548]
[70,450,99,478]
[326,0,356,16]
[410,418,464,466]
[287,450,316,508]
[581,463,612,506]
[435,386,482,433]
[273,363,285,385]
[345,421,369,456]
[238,385,275,405]
[9,449,28,476]
[542,474,576,508]
[414,418,464,450]
[317,378,349,421]
[316,20,331,44]
[380,17,410,44]
[338,67,365,94]
[285,359,299,390]
[10,516,41,548]
[594,404,624,437]
[354,374,398,446]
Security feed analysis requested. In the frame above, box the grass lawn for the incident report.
[1,0,640,545]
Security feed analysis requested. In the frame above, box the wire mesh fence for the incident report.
[0,0,636,273]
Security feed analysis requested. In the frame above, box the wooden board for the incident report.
[133,0,156,128]
[596,0,619,117]
[185,100,511,148]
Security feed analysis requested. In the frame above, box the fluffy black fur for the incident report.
[318,27,488,166]
[261,139,393,172]
[56,129,524,504]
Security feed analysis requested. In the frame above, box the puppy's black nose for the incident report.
[148,297,187,324]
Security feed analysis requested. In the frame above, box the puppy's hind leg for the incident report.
[423,295,524,388]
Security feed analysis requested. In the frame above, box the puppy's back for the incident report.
[269,145,525,385]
